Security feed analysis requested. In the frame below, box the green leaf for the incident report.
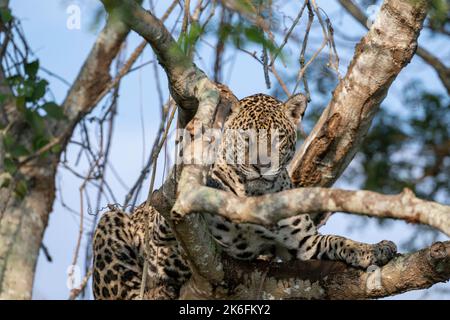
[0,7,13,24]
[42,102,65,119]
[0,93,7,105]
[168,42,190,66]
[244,26,265,43]
[32,79,48,101]
[177,22,205,57]
[219,23,233,41]
[51,143,62,154]
[14,180,28,199]
[20,79,35,99]
[243,26,278,53]
[15,96,26,113]
[3,132,14,148]
[4,157,17,175]
[187,22,203,44]
[25,60,40,79]
[7,74,24,88]
[32,134,49,152]
[0,172,12,188]
[24,109,46,136]
[3,131,28,158]
[430,0,449,27]
[9,144,29,158]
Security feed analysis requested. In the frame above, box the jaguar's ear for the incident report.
[230,100,241,115]
[283,93,307,126]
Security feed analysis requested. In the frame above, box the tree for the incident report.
[0,0,448,300]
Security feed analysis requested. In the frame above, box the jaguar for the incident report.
[92,93,397,299]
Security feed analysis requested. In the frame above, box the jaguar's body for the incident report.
[92,93,397,300]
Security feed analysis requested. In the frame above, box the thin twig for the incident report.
[68,269,93,300]
[261,2,271,89]
[293,0,329,94]
[263,0,290,96]
[270,0,308,66]
[139,104,177,299]
[40,243,53,262]
[181,0,191,34]
[298,1,314,100]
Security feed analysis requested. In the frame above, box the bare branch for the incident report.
[181,0,191,34]
[175,184,450,237]
[59,18,131,131]
[68,269,93,300]
[270,0,308,67]
[140,104,177,299]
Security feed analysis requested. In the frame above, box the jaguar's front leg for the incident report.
[298,234,397,268]
[274,215,397,269]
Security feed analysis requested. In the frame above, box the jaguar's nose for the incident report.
[253,163,270,174]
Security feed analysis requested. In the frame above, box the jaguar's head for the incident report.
[220,93,307,183]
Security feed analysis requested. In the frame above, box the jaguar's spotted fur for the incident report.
[92,93,397,300]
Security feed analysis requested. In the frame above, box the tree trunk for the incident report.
[0,158,57,299]
[0,14,131,299]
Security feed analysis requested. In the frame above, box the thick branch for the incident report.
[58,18,131,134]
[100,0,227,289]
[100,0,218,127]
[181,241,449,299]
[148,87,238,293]
[338,0,450,95]
[177,185,450,237]
[289,0,429,190]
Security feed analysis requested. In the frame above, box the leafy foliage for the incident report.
[6,59,65,154]
[428,0,449,30]
[1,57,65,198]
[0,7,12,24]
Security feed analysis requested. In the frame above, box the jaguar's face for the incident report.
[221,93,307,182]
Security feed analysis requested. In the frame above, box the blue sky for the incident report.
[7,0,449,299]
